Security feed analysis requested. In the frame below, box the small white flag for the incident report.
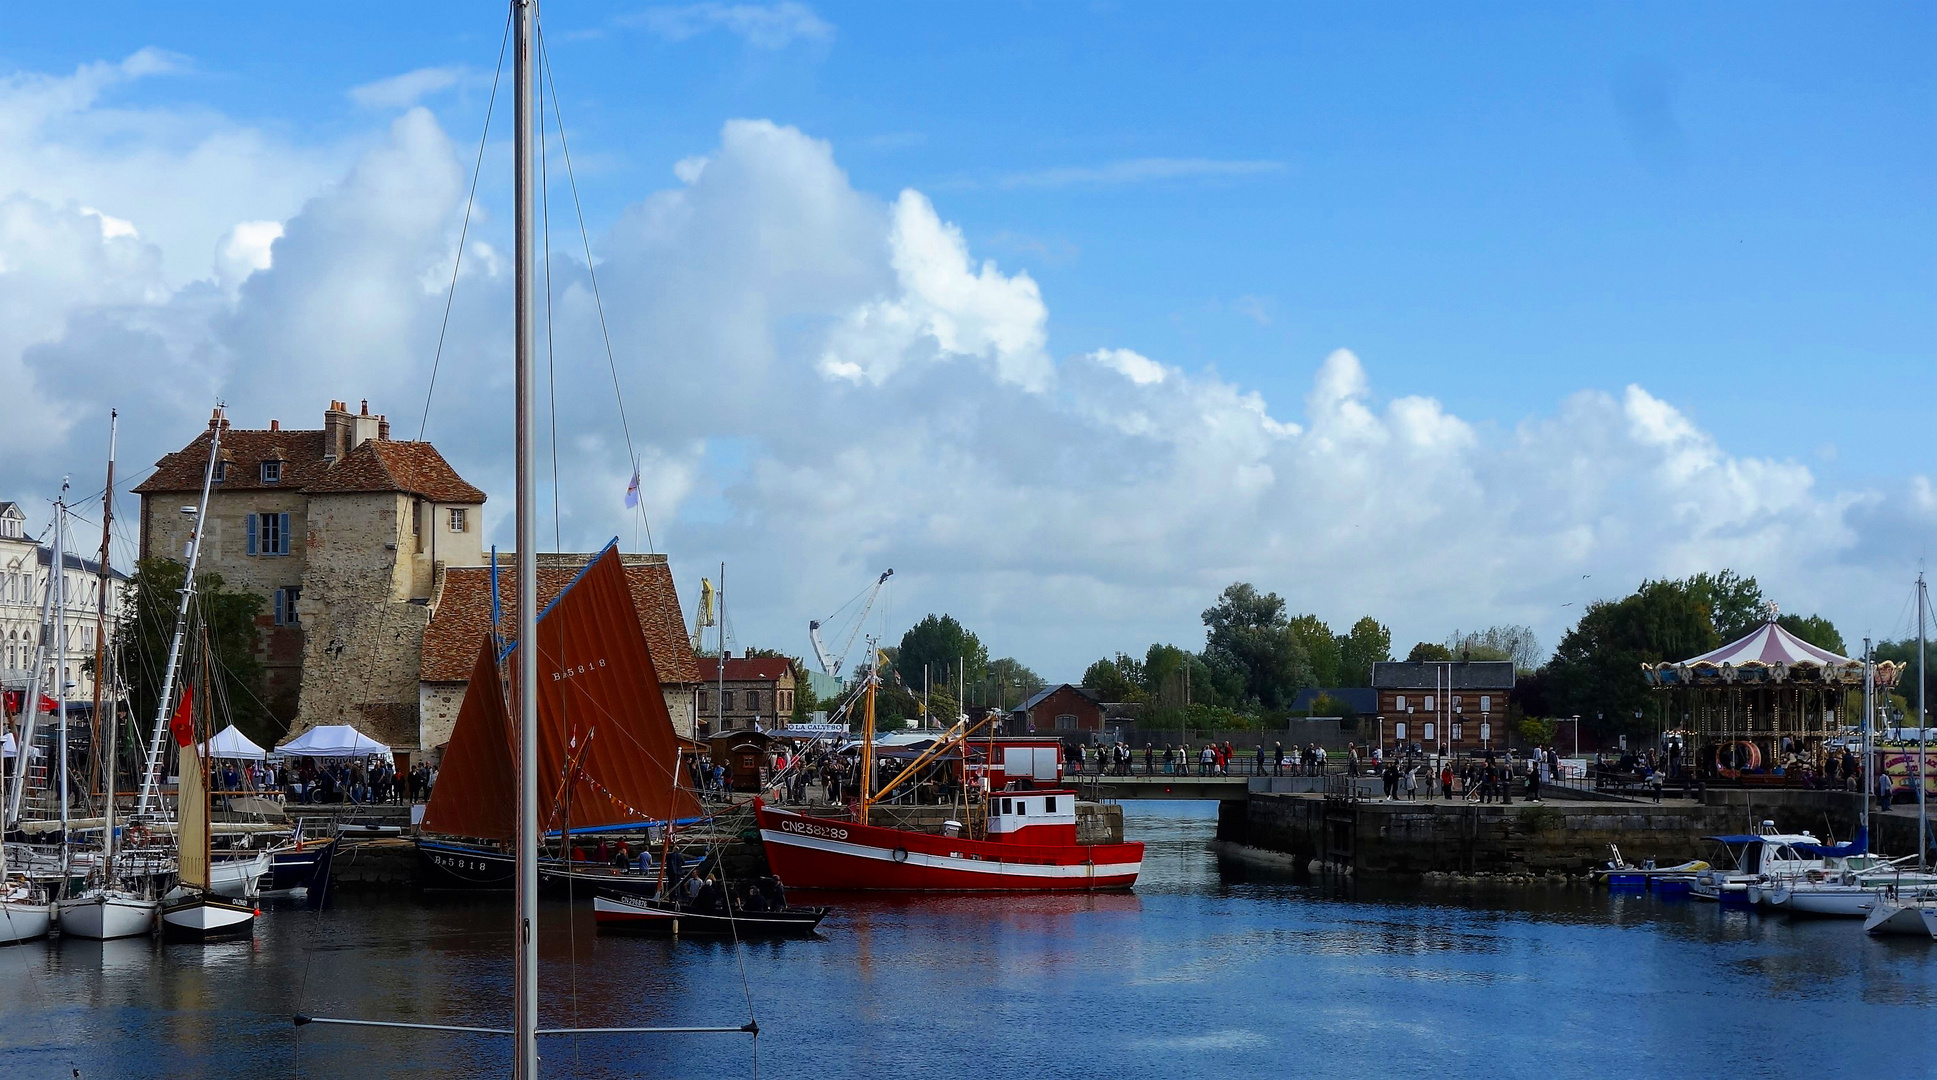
[623,464,641,509]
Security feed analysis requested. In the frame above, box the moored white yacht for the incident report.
[1690,823,1822,904]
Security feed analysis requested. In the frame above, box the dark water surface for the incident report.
[5,802,1934,1079]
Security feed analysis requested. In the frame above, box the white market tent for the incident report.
[203,724,268,761]
[279,724,393,761]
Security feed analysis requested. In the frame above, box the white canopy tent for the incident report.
[278,724,393,761]
[203,724,268,761]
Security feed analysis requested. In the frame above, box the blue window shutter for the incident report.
[272,588,284,626]
[278,512,291,555]
[246,514,258,556]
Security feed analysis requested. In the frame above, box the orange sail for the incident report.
[421,636,517,839]
[422,546,702,839]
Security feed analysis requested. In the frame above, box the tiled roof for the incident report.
[134,429,483,504]
[421,554,697,686]
[303,440,486,503]
[1014,684,1101,713]
[133,428,332,494]
[696,656,794,683]
[1370,661,1515,691]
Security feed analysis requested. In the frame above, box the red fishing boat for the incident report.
[753,658,1143,892]
[755,791,1143,891]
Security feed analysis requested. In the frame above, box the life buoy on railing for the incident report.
[892,847,909,864]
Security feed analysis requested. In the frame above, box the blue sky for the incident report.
[3,2,1934,674]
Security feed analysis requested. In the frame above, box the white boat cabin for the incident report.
[987,790,1078,845]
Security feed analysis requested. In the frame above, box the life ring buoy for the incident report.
[891,847,909,864]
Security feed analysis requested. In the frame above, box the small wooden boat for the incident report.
[591,893,827,937]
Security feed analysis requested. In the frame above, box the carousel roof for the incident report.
[1681,620,1850,667]
[1643,618,1898,688]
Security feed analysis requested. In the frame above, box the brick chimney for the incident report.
[269,419,280,431]
[324,398,383,458]
[323,399,353,460]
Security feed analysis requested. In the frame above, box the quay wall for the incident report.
[1219,790,1924,877]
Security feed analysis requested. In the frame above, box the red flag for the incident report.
[170,687,196,747]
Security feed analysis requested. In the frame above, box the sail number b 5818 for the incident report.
[551,658,608,681]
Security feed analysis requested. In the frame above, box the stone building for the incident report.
[419,552,700,751]
[0,500,129,705]
[133,401,485,762]
[694,654,797,734]
[1370,660,1515,754]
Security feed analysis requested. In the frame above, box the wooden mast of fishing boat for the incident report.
[859,641,876,826]
[511,0,540,1073]
[93,411,118,878]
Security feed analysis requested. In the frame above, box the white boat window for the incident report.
[1001,799,1012,814]
[1045,797,1057,812]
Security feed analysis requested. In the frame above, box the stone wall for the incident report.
[292,491,425,747]
[1223,788,1924,877]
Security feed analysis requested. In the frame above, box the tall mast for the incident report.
[717,562,726,734]
[1862,636,1872,849]
[1918,573,1927,871]
[5,495,61,824]
[95,410,118,875]
[54,489,70,872]
[860,640,876,826]
[136,409,224,816]
[511,0,540,1075]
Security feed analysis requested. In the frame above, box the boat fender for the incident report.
[891,847,909,864]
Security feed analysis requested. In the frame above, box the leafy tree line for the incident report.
[115,558,279,748]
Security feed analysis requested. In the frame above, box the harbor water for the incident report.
[3,801,1934,1079]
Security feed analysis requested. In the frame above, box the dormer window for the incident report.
[261,460,283,483]
[211,461,228,483]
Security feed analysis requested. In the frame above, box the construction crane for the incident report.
[690,576,717,653]
[809,569,893,677]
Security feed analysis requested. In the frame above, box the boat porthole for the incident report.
[892,848,909,863]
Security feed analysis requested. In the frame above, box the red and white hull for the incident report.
[755,804,1142,892]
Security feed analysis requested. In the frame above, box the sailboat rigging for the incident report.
[56,409,163,940]
[296,1,760,1063]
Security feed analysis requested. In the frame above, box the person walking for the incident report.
[1877,767,1893,812]
[1440,763,1455,800]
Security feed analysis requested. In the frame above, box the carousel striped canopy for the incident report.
[1643,618,1891,687]
[1681,620,1851,667]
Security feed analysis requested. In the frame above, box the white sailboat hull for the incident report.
[159,895,256,943]
[54,892,159,939]
[1769,884,1880,918]
[1,901,53,944]
[1863,896,1937,938]
[209,852,270,899]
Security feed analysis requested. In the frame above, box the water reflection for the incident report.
[3,801,1935,1079]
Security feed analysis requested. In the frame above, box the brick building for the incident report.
[134,401,485,761]
[419,552,701,749]
[1010,684,1107,734]
[1370,660,1515,754]
[694,654,797,735]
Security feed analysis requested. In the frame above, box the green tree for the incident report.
[1685,570,1765,641]
[117,558,274,747]
[1406,641,1454,662]
[1336,617,1391,686]
[1544,578,1717,739]
[1777,613,1846,656]
[1286,614,1340,688]
[1081,653,1149,703]
[1201,583,1311,709]
[895,614,989,695]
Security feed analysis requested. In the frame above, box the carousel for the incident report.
[1643,608,1899,782]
